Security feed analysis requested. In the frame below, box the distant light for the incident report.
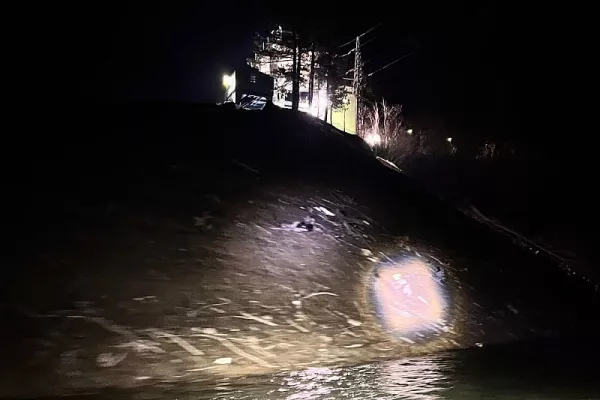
[446,137,453,143]
[222,74,233,88]
[364,133,382,147]
[407,129,413,135]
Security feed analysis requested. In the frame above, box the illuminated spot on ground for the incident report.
[373,258,447,340]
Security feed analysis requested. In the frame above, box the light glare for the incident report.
[374,258,446,337]
[365,133,382,147]
[222,74,233,87]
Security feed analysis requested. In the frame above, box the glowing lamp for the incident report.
[222,74,233,88]
[365,133,382,147]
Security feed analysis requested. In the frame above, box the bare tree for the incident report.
[291,30,298,110]
[308,42,316,108]
[252,20,349,115]
[362,100,418,165]
[251,26,296,105]
[294,38,302,111]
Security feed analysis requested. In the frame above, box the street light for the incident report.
[222,74,233,88]
[365,133,382,147]
[343,97,349,132]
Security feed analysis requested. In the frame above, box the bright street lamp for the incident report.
[222,74,233,88]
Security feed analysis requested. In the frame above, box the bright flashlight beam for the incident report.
[373,258,446,338]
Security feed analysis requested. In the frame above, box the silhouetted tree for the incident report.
[251,20,351,114]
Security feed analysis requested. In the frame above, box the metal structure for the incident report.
[352,35,364,136]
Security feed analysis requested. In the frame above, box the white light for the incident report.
[364,133,382,147]
[374,258,446,336]
[222,74,233,88]
[446,137,452,143]
[407,129,413,135]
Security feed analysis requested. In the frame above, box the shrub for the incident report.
[360,100,449,166]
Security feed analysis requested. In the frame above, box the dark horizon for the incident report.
[13,2,592,157]
[20,4,527,135]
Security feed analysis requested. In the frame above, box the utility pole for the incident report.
[339,22,382,134]
[352,35,363,135]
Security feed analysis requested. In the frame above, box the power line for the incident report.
[359,22,382,39]
[338,22,382,48]
[339,35,376,58]
[344,59,372,76]
[360,35,377,48]
[367,52,413,77]
[339,47,355,58]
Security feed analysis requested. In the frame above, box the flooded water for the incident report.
[94,339,598,400]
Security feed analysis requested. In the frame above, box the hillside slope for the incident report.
[2,103,597,398]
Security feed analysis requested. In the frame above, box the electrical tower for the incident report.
[353,35,364,135]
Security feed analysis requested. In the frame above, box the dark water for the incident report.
[85,340,597,400]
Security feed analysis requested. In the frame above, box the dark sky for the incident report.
[16,2,590,148]
[29,3,265,102]
[29,2,505,104]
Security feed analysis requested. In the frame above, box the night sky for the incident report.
[8,1,598,280]
[17,2,589,152]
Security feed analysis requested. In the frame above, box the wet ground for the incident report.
[3,104,599,398]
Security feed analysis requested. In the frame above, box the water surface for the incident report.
[111,339,599,400]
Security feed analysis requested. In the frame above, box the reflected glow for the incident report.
[281,367,338,399]
[308,104,323,117]
[373,258,446,338]
[446,137,452,143]
[407,128,413,135]
[274,357,451,400]
[378,356,449,399]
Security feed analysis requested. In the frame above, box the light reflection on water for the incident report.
[378,356,451,399]
[275,355,450,400]
[197,343,599,400]
[206,354,452,400]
